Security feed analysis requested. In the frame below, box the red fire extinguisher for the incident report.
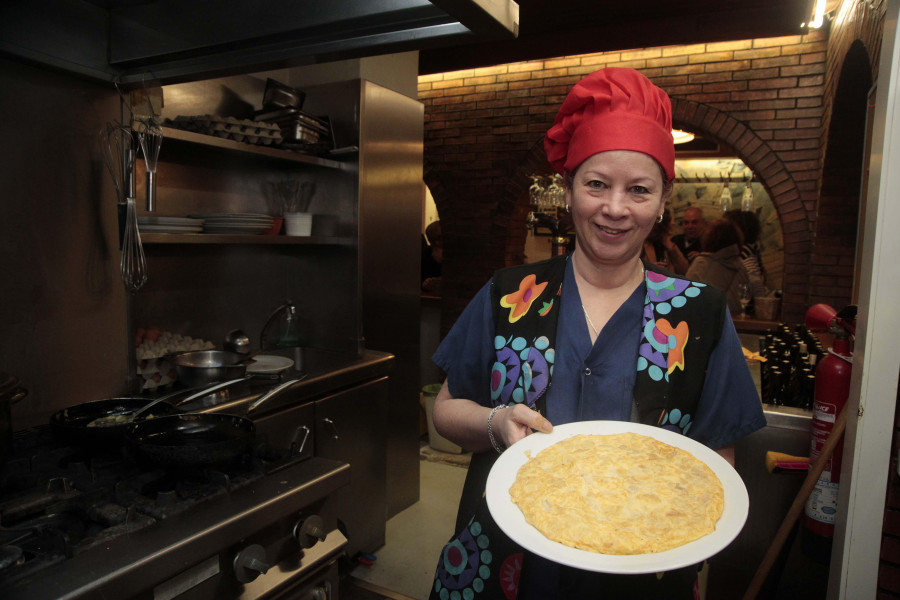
[803,306,854,538]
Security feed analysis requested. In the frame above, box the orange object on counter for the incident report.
[765,451,810,473]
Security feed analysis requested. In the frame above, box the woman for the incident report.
[723,209,769,299]
[685,218,754,317]
[642,208,690,274]
[429,68,764,600]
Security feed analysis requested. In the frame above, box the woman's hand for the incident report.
[492,403,553,448]
[432,380,552,452]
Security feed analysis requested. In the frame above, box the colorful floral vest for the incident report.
[489,254,724,432]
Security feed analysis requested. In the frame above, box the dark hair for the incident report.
[425,221,442,244]
[645,209,672,245]
[701,218,744,253]
[723,209,761,244]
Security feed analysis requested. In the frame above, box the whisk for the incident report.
[100,121,133,205]
[121,195,148,293]
[138,118,163,212]
[101,119,148,292]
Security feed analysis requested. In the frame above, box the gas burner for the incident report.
[0,545,24,570]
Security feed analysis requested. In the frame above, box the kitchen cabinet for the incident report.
[315,376,389,557]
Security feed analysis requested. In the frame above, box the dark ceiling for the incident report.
[419,0,820,74]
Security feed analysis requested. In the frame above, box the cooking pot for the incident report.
[1,372,28,462]
[174,350,253,387]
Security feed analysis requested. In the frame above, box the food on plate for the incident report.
[509,432,724,555]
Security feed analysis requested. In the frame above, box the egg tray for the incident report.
[136,356,177,390]
[166,115,283,146]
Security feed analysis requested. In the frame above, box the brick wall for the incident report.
[420,16,877,329]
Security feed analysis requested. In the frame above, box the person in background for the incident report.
[685,218,752,317]
[428,67,764,600]
[671,205,706,262]
[642,208,690,274]
[724,209,769,300]
[421,220,442,294]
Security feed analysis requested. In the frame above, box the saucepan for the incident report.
[124,377,303,469]
[49,378,249,447]
[174,349,268,387]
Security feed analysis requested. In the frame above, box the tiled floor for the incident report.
[341,450,469,600]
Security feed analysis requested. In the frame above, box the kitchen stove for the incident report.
[0,423,349,599]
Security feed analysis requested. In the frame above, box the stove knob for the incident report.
[293,515,327,548]
[303,587,328,600]
[233,544,270,583]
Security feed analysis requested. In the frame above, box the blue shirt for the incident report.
[433,259,764,450]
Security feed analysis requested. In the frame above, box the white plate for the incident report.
[247,355,294,373]
[140,224,204,233]
[203,218,273,226]
[485,420,749,574]
[203,225,270,234]
[139,216,204,226]
[193,213,273,220]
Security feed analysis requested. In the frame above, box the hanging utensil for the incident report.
[100,121,131,206]
[121,195,148,292]
[138,118,163,212]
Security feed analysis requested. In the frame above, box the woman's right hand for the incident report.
[491,403,553,448]
[432,381,553,452]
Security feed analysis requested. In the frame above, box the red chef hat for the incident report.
[544,68,675,180]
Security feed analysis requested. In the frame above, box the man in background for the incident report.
[671,206,707,262]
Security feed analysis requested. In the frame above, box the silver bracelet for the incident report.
[488,404,508,454]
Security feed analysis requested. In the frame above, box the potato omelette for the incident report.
[508,432,724,555]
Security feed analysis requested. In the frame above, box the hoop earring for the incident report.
[565,205,571,214]
[656,214,664,224]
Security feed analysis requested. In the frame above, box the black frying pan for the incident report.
[48,378,251,448]
[49,397,179,447]
[123,413,253,468]
[122,378,302,469]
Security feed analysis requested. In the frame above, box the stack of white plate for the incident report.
[138,216,205,234]
[194,213,274,235]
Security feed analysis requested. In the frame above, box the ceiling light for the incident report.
[672,129,695,144]
[804,0,826,28]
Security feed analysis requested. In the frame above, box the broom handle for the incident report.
[742,405,848,600]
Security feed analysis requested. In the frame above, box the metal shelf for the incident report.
[160,126,347,169]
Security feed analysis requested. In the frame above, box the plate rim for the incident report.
[246,355,294,373]
[485,420,749,574]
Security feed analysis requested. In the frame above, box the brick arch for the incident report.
[815,40,871,310]
[670,98,811,322]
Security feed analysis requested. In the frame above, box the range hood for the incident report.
[0,0,519,85]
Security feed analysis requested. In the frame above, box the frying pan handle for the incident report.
[246,375,307,415]
[173,376,252,407]
[10,387,27,404]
